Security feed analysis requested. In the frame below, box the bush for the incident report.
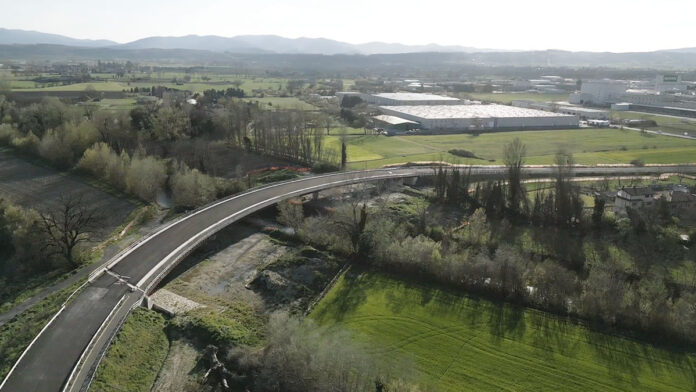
[170,163,216,208]
[11,131,40,155]
[630,158,645,167]
[0,124,18,145]
[311,161,339,174]
[448,149,479,159]
[236,312,392,392]
[126,155,167,202]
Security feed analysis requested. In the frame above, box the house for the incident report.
[662,190,696,213]
[614,187,656,214]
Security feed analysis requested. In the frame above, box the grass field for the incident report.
[466,92,570,105]
[92,308,169,392]
[324,128,696,168]
[10,74,288,95]
[612,111,696,136]
[245,96,317,110]
[312,271,696,392]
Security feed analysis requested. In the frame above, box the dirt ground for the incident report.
[161,224,289,308]
[151,338,211,392]
[0,148,137,239]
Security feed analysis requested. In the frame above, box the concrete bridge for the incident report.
[2,164,695,392]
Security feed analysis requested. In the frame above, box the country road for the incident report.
[2,165,696,392]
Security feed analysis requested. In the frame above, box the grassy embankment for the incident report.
[312,271,696,392]
[91,308,169,392]
[324,128,696,169]
[611,111,696,136]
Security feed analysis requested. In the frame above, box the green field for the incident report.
[10,74,287,95]
[245,96,317,110]
[612,111,696,136]
[324,128,696,168]
[312,271,696,391]
[91,308,169,392]
[466,92,570,105]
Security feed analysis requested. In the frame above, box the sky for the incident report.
[1,0,695,52]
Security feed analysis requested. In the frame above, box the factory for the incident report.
[336,92,463,106]
[569,80,628,105]
[363,92,462,106]
[378,105,578,131]
[512,100,610,120]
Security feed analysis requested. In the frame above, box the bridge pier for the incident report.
[404,177,418,186]
[312,191,320,201]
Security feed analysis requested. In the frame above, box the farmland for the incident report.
[4,70,289,95]
[324,128,696,168]
[312,271,696,392]
[466,92,570,105]
[0,148,138,237]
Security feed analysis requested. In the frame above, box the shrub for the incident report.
[630,158,645,167]
[11,131,40,155]
[311,161,339,173]
[170,164,216,209]
[126,155,167,202]
[448,149,479,159]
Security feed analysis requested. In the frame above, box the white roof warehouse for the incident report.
[379,104,579,131]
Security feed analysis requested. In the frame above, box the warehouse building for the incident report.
[336,92,462,106]
[569,80,628,105]
[512,100,610,120]
[378,104,578,131]
[363,92,462,106]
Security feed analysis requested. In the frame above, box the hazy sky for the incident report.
[1,0,694,52]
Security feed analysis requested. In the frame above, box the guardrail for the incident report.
[5,163,696,392]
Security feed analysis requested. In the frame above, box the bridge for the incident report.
[1,165,695,392]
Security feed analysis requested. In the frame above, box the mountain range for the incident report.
[2,28,696,70]
[0,28,495,55]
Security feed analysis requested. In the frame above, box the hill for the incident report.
[0,28,116,47]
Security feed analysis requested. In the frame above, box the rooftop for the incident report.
[380,104,576,119]
[373,115,419,125]
[372,92,460,102]
[620,187,654,197]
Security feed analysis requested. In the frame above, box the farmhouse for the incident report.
[614,187,656,214]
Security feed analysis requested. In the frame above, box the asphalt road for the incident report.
[2,165,696,392]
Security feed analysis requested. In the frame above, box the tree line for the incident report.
[277,139,696,346]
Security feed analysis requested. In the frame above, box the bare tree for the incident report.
[40,193,100,267]
[277,199,305,231]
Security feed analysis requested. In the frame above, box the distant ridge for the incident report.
[0,29,495,55]
[0,28,117,47]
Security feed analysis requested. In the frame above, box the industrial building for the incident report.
[363,92,461,106]
[378,104,578,131]
[512,100,610,120]
[569,80,628,105]
[373,115,419,131]
[336,92,462,106]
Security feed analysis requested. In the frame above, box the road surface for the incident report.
[2,165,696,392]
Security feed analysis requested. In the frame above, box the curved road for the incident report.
[1,165,695,392]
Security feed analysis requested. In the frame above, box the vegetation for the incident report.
[91,308,169,392]
[313,271,696,391]
[227,312,418,392]
[0,198,65,303]
[325,129,696,168]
